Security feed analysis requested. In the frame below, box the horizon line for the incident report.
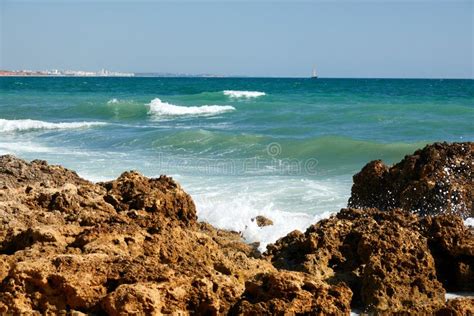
[0,69,472,80]
[0,75,473,80]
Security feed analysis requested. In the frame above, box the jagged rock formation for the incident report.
[266,208,442,313]
[0,143,473,315]
[0,155,349,314]
[265,207,474,314]
[348,142,473,218]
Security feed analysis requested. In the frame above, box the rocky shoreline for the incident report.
[0,142,472,315]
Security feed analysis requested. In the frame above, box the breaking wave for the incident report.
[223,90,266,98]
[188,175,350,251]
[0,119,107,133]
[147,98,235,117]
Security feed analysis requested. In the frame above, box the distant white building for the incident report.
[21,68,135,77]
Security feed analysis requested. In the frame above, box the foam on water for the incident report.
[185,176,350,251]
[107,98,135,105]
[107,98,120,104]
[147,98,235,117]
[0,141,52,154]
[196,193,334,252]
[445,292,474,300]
[223,90,266,98]
[1,77,472,255]
[465,218,474,227]
[0,119,107,133]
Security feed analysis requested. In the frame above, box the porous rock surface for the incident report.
[0,155,350,314]
[230,271,352,315]
[265,207,474,314]
[1,146,473,315]
[348,142,473,218]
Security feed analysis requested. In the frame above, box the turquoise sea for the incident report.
[1,77,473,247]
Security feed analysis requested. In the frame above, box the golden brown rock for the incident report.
[100,171,197,228]
[102,283,164,315]
[0,155,347,314]
[1,147,473,315]
[0,156,263,314]
[230,271,352,315]
[266,208,447,313]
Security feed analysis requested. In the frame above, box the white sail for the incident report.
[312,66,317,78]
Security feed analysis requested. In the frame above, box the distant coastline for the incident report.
[0,69,134,77]
[0,69,223,78]
[2,70,473,80]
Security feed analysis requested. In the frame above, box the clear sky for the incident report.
[1,0,473,78]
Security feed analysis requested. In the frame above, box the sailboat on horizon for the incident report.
[311,66,318,79]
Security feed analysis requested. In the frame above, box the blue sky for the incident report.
[1,1,473,78]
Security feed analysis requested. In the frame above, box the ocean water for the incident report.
[1,77,473,249]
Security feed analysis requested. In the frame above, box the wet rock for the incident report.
[349,142,473,218]
[252,215,274,227]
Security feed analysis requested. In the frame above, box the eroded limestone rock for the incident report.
[266,208,448,313]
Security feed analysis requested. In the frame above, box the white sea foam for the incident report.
[183,176,349,251]
[0,141,53,154]
[197,197,334,252]
[0,119,107,133]
[147,98,235,117]
[465,218,474,227]
[223,90,266,98]
[445,292,474,300]
[107,98,119,104]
